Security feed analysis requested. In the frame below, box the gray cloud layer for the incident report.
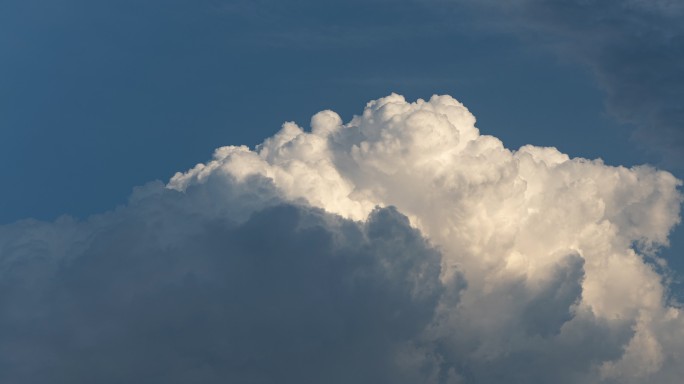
[457,0,684,166]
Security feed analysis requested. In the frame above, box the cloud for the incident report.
[454,0,684,167]
[0,178,447,383]
[2,94,683,383]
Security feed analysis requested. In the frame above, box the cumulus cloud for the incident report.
[2,94,683,383]
[455,0,684,166]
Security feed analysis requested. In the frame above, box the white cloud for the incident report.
[2,94,683,383]
[172,93,683,382]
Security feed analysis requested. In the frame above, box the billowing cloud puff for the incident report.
[2,94,683,383]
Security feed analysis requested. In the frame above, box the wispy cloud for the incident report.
[455,0,684,167]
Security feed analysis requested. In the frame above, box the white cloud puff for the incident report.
[171,93,683,382]
[2,94,683,383]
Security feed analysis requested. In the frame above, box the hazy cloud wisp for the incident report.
[455,0,684,166]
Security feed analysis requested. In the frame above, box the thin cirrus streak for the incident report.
[2,94,683,383]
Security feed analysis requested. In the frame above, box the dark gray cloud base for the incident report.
[0,159,665,383]
[0,177,447,384]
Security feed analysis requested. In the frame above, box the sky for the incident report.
[1,0,683,383]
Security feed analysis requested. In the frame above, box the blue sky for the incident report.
[1,1,684,382]
[2,0,665,221]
